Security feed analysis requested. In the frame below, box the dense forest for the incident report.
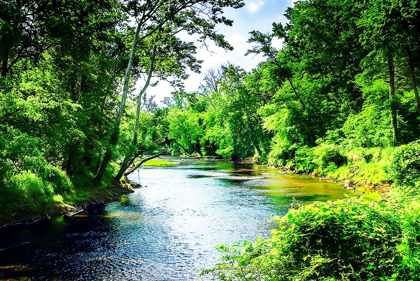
[1,0,420,279]
[0,0,245,215]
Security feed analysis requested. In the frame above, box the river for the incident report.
[0,158,350,280]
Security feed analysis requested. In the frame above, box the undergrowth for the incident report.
[0,159,121,222]
[203,188,420,280]
[269,141,420,187]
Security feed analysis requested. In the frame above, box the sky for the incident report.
[138,0,296,104]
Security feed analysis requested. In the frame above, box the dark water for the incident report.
[0,159,350,280]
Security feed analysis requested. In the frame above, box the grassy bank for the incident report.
[0,158,181,226]
[0,162,134,226]
[140,159,180,166]
[268,141,420,189]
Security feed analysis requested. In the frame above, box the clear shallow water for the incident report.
[0,159,350,280]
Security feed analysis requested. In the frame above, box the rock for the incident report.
[342,179,355,189]
[131,182,142,189]
[0,242,30,253]
[65,209,84,218]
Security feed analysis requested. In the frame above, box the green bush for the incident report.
[46,166,73,194]
[389,141,420,187]
[6,171,55,210]
[204,193,420,280]
[294,146,316,172]
[313,144,346,174]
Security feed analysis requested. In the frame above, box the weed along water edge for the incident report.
[0,158,350,280]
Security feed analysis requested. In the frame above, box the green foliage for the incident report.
[312,145,347,173]
[204,193,420,280]
[0,171,54,212]
[46,167,74,194]
[389,141,420,187]
[0,0,248,218]
[277,144,396,186]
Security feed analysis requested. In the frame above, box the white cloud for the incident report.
[289,0,299,7]
[247,0,264,13]
[228,33,249,55]
[272,37,284,50]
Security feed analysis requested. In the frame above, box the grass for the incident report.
[140,159,180,166]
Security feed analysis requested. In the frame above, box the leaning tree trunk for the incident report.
[94,22,142,185]
[115,47,157,182]
[124,150,168,176]
[388,55,399,144]
[114,96,143,182]
[406,46,420,115]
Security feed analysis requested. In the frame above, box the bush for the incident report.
[294,146,316,172]
[389,141,420,187]
[7,171,55,210]
[313,144,346,174]
[204,193,420,280]
[46,166,73,194]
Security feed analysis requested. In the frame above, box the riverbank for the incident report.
[0,179,135,228]
[260,142,420,195]
[0,158,182,227]
[202,146,420,280]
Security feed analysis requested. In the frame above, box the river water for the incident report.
[0,159,350,280]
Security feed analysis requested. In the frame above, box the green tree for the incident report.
[94,0,245,184]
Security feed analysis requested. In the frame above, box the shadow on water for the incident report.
[0,204,119,280]
[0,158,350,280]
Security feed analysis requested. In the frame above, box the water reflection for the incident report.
[0,159,349,280]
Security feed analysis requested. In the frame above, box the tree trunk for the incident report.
[124,150,168,176]
[94,151,102,173]
[94,22,142,185]
[253,142,263,158]
[388,55,399,144]
[271,57,306,112]
[287,77,306,112]
[1,35,12,78]
[193,143,203,157]
[64,144,77,176]
[114,96,142,181]
[94,129,119,185]
[2,57,8,78]
[115,47,157,182]
[406,46,420,115]
[174,140,188,155]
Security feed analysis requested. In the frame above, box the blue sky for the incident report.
[141,0,295,104]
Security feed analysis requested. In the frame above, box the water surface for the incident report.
[0,159,349,280]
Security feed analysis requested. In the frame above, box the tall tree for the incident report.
[94,0,244,184]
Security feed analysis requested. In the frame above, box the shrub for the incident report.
[294,146,316,172]
[7,171,55,210]
[389,141,420,187]
[204,194,420,281]
[313,144,346,174]
[45,166,73,194]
